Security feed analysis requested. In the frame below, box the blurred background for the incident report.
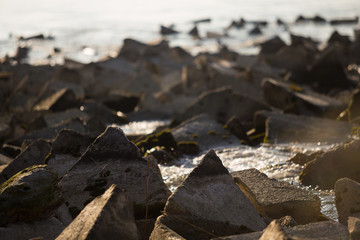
[1,0,359,64]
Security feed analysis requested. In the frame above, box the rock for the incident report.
[153,150,266,239]
[33,88,80,112]
[307,46,351,93]
[0,166,63,226]
[0,217,64,240]
[58,126,170,220]
[136,129,178,155]
[150,215,185,240]
[117,38,148,62]
[224,116,253,145]
[101,94,140,113]
[149,148,176,165]
[172,114,241,151]
[175,87,267,125]
[188,25,200,38]
[287,151,323,166]
[300,140,360,189]
[264,111,353,143]
[160,25,178,35]
[259,36,287,56]
[232,169,321,224]
[261,78,346,118]
[8,118,88,146]
[80,101,128,125]
[0,139,51,183]
[220,221,349,240]
[348,215,360,239]
[46,129,93,177]
[249,26,262,35]
[0,114,14,143]
[335,178,360,225]
[43,108,89,127]
[0,151,12,165]
[13,46,29,63]
[338,88,360,122]
[278,216,298,228]
[192,18,211,24]
[56,184,140,240]
[328,31,352,46]
[330,17,359,25]
[1,144,21,158]
[152,150,266,239]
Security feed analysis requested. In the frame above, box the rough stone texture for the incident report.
[171,114,241,151]
[81,101,128,125]
[175,87,267,125]
[335,178,360,225]
[43,108,89,127]
[8,118,88,146]
[0,217,64,240]
[59,126,170,220]
[300,141,360,190]
[33,88,80,112]
[265,112,352,144]
[149,215,185,240]
[232,169,321,224]
[0,166,63,226]
[46,129,93,177]
[261,78,346,118]
[219,221,349,240]
[348,215,360,239]
[0,139,51,183]
[56,184,141,240]
[152,150,266,239]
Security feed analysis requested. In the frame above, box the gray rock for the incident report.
[221,220,348,240]
[117,38,149,62]
[300,141,360,189]
[175,87,267,125]
[232,169,321,224]
[9,118,88,146]
[152,150,266,239]
[262,78,346,118]
[59,126,170,220]
[46,129,93,177]
[56,184,140,240]
[81,101,128,125]
[149,215,186,240]
[259,36,287,56]
[0,217,64,240]
[33,88,80,112]
[43,108,89,127]
[348,215,360,239]
[171,114,241,151]
[265,112,352,143]
[0,139,51,183]
[335,178,360,225]
[0,166,63,226]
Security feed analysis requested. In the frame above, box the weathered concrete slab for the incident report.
[56,184,140,240]
[232,169,321,224]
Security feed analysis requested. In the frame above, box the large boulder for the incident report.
[0,139,51,183]
[174,87,267,125]
[335,178,360,225]
[232,169,321,224]
[0,166,63,226]
[171,114,241,151]
[56,184,140,240]
[300,140,360,189]
[58,126,170,220]
[150,150,266,239]
[259,36,287,56]
[264,112,353,143]
[261,78,346,118]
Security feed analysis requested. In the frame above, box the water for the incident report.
[1,0,360,64]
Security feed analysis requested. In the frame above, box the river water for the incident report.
[1,0,360,64]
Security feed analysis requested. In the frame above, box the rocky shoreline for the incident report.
[0,17,360,239]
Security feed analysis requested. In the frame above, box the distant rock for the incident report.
[0,139,51,183]
[59,127,170,220]
[33,88,80,112]
[151,150,266,239]
[249,26,262,35]
[56,184,140,240]
[172,114,241,151]
[300,140,360,189]
[232,169,321,224]
[188,25,200,38]
[117,38,148,62]
[80,101,128,125]
[160,25,179,35]
[287,151,323,166]
[263,111,353,143]
[0,166,63,226]
[335,178,360,225]
[259,36,287,56]
[330,17,359,25]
